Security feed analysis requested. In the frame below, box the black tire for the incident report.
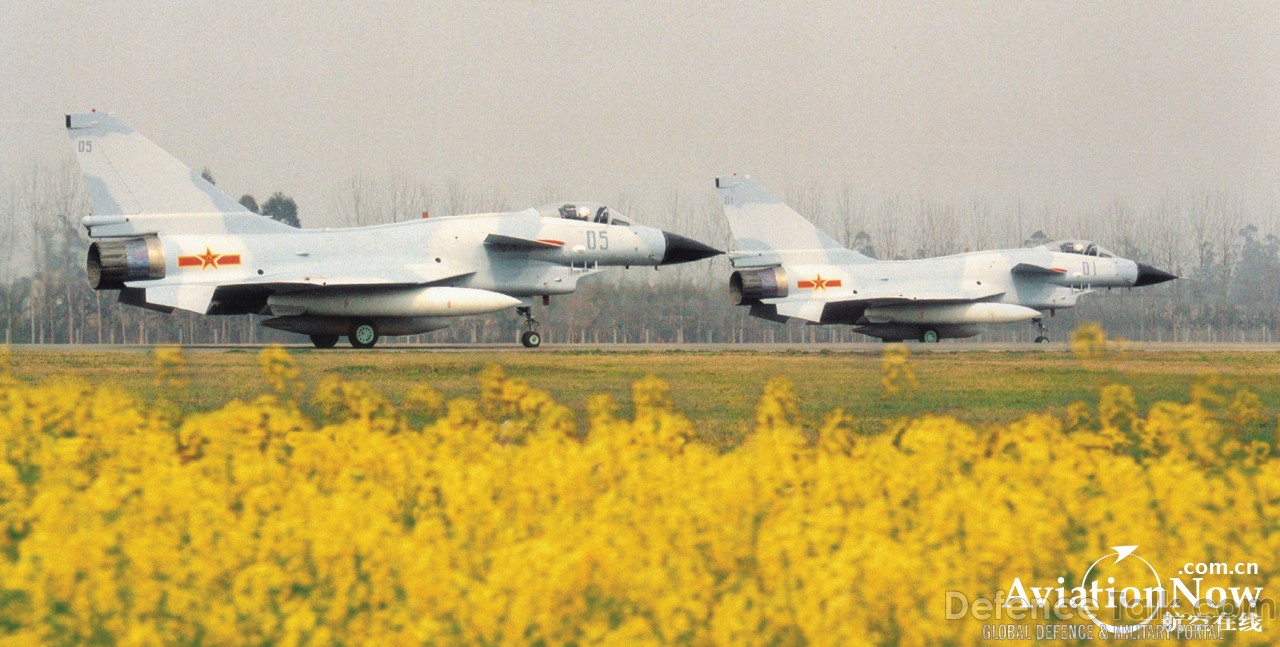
[1035,336,1050,344]
[520,330,542,348]
[310,334,339,349]
[349,321,379,349]
[921,329,940,343]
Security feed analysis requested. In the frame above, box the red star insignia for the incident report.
[798,274,843,290]
[197,247,222,269]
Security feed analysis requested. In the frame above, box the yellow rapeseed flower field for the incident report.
[1,344,1277,645]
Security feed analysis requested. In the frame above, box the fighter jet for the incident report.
[716,175,1176,343]
[65,112,720,348]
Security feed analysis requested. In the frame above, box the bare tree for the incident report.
[914,196,958,258]
[1186,190,1245,284]
[335,171,433,226]
[1009,198,1029,249]
[786,181,827,236]
[835,183,869,249]
[1145,194,1184,275]
[0,181,17,285]
[966,197,996,252]
[1102,198,1142,259]
[334,173,375,226]
[874,194,905,260]
[1032,200,1064,243]
[383,171,433,222]
[535,180,562,207]
[442,179,508,216]
[8,161,89,342]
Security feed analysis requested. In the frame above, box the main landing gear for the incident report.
[1032,317,1050,344]
[349,320,379,349]
[517,306,542,348]
[310,334,339,349]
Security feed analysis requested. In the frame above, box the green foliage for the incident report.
[261,191,300,228]
[238,194,260,214]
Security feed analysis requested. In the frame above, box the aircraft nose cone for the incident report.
[660,231,722,265]
[1133,263,1177,287]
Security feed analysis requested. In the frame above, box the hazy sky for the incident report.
[2,2,1277,227]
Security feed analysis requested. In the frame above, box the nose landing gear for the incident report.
[1032,317,1050,344]
[517,306,542,348]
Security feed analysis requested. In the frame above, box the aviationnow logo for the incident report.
[1005,545,1266,637]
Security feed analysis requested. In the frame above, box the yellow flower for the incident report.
[152,344,189,390]
[1070,321,1108,360]
[880,343,919,397]
[1,354,1275,644]
[259,345,302,399]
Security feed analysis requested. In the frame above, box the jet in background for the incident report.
[716,175,1176,343]
[66,112,720,348]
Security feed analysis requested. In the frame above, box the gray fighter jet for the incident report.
[65,112,719,348]
[716,175,1175,343]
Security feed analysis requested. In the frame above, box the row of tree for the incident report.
[1,162,1276,345]
[200,167,301,228]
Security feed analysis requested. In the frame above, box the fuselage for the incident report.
[777,246,1140,314]
[728,241,1169,341]
[140,209,668,300]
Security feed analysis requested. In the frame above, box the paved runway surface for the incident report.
[11,342,1280,353]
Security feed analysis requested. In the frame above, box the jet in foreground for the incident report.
[716,175,1176,343]
[66,112,720,348]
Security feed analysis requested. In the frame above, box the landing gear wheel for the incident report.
[349,321,379,349]
[1031,317,1050,345]
[516,305,542,348]
[921,329,940,343]
[310,334,339,349]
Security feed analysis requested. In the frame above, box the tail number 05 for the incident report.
[585,230,609,250]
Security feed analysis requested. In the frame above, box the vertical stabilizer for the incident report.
[715,175,872,265]
[66,112,251,217]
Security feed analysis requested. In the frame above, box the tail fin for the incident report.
[66,113,251,217]
[715,175,872,266]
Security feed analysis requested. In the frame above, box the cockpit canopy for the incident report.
[537,202,631,226]
[1048,239,1115,258]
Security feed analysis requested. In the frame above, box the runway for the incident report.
[10,342,1280,353]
